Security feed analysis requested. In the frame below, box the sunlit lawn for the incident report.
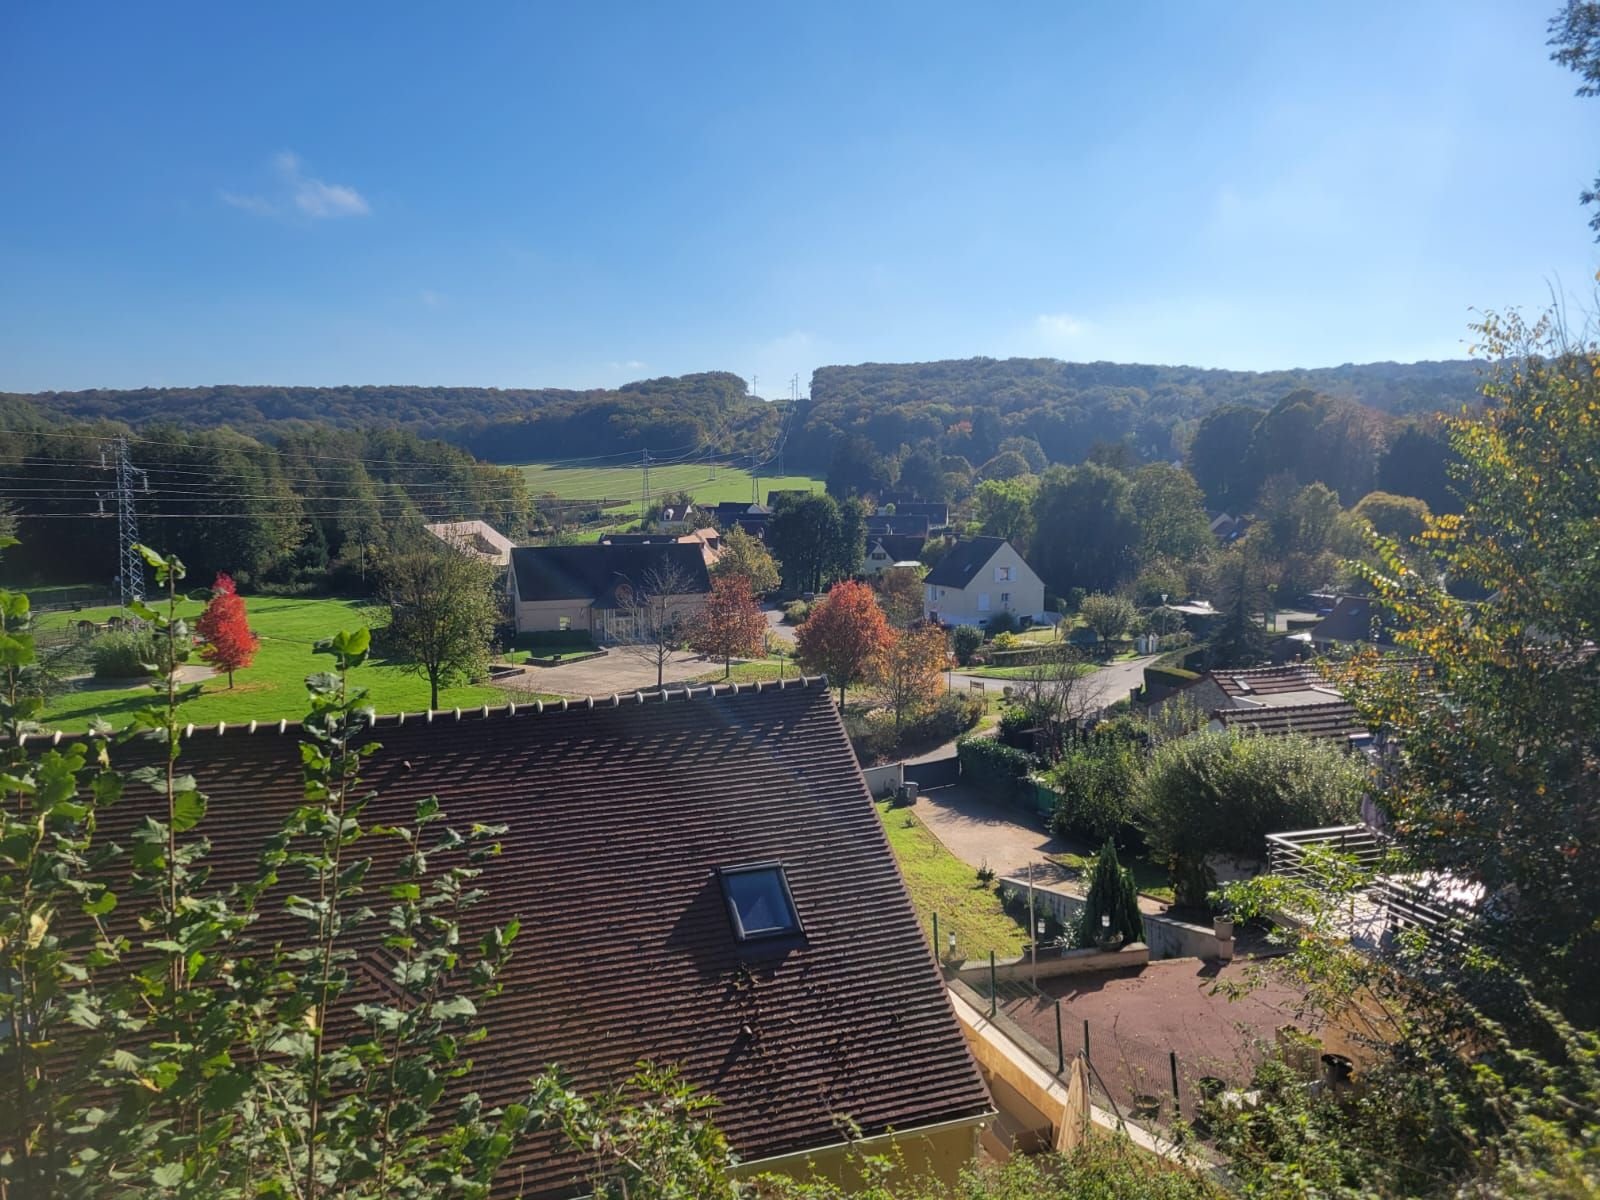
[519,462,823,517]
[35,595,508,730]
[876,798,1029,960]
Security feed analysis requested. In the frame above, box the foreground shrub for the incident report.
[951,623,984,665]
[89,629,167,679]
[1136,730,1364,907]
[1047,726,1146,848]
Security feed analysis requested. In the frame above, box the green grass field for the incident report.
[34,595,509,730]
[518,461,823,516]
[876,799,1029,960]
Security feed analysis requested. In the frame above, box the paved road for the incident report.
[763,605,797,647]
[943,653,1157,709]
[497,649,717,697]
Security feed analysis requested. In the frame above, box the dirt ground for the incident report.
[994,957,1327,1123]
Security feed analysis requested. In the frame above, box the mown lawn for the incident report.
[875,798,1028,960]
[35,595,509,730]
[689,657,797,685]
[519,462,823,517]
[964,661,1094,681]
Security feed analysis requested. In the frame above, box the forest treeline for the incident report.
[0,405,532,588]
[5,372,778,465]
[8,357,1481,479]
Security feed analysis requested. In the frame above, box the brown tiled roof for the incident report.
[82,678,990,1198]
[1212,700,1368,741]
[1211,663,1334,699]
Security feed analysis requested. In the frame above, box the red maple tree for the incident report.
[195,572,260,688]
[794,579,894,706]
[687,573,768,678]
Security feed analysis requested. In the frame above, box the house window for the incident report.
[995,565,1014,582]
[558,616,571,631]
[1001,592,1010,605]
[978,592,991,612]
[719,864,802,941]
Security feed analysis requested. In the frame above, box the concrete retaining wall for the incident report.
[861,761,905,798]
[999,875,1229,962]
[955,942,1149,983]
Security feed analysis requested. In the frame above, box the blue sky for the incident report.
[2,2,1596,396]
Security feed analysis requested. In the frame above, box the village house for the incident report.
[879,498,951,528]
[97,679,995,1198]
[423,519,516,566]
[921,537,1045,628]
[508,542,711,640]
[862,533,926,577]
[1309,594,1399,650]
[599,526,723,567]
[864,512,931,539]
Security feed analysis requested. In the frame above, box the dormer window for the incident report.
[719,863,802,941]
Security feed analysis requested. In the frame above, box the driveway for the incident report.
[909,782,1074,883]
[496,649,714,697]
[763,604,797,646]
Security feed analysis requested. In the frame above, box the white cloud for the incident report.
[608,359,647,372]
[221,151,370,220]
[219,190,279,217]
[1033,312,1090,344]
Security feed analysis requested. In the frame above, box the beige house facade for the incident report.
[922,537,1046,627]
[508,543,711,639]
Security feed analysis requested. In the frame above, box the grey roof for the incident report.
[867,534,927,562]
[511,543,710,608]
[1311,595,1397,646]
[865,514,930,537]
[923,537,1011,589]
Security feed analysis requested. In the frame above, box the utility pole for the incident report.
[102,435,148,607]
[641,446,652,513]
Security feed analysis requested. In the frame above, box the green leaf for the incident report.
[170,790,206,834]
[82,891,117,918]
[151,1162,184,1187]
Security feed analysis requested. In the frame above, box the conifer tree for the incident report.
[1077,839,1143,947]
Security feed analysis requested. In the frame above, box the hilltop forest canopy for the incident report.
[9,357,1481,477]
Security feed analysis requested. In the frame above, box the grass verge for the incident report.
[875,799,1028,960]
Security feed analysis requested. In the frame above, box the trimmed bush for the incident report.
[1047,735,1144,849]
[1136,731,1365,908]
[996,706,1035,749]
[516,629,594,649]
[985,610,1017,637]
[782,599,809,625]
[957,736,1036,801]
[952,624,984,665]
[90,630,166,680]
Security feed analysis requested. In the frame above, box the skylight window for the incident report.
[719,863,802,941]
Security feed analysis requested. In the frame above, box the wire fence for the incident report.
[924,904,1276,1143]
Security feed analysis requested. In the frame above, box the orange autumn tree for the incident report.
[873,623,949,732]
[794,579,894,707]
[195,571,260,688]
[688,574,768,678]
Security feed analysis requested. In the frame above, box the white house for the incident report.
[922,537,1045,627]
[862,534,926,577]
